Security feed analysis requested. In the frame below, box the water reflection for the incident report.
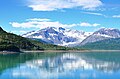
[0,52,120,79]
[25,53,120,73]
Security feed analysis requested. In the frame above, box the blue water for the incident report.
[0,52,120,79]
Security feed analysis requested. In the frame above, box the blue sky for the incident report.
[0,0,120,35]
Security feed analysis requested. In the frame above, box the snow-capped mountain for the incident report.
[22,27,92,47]
[22,27,120,47]
[80,28,120,45]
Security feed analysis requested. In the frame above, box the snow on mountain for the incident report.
[94,28,120,37]
[80,28,120,45]
[22,27,120,46]
[22,27,92,47]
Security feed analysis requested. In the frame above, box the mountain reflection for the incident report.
[1,52,120,79]
[9,53,120,79]
[23,53,120,73]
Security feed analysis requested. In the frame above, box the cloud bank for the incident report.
[82,12,107,17]
[112,15,120,18]
[79,22,100,27]
[10,18,100,29]
[27,0,103,11]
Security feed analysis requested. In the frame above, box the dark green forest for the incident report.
[79,38,120,50]
[0,27,43,51]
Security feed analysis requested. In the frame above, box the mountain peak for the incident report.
[59,27,65,30]
[99,28,118,31]
[80,28,120,45]
[94,28,120,36]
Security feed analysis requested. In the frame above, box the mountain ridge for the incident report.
[22,27,120,49]
[80,28,120,45]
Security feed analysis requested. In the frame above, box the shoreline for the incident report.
[0,51,20,54]
[24,50,120,53]
[0,50,120,54]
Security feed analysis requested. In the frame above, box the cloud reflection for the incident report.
[10,53,120,79]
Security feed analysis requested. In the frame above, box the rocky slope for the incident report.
[80,28,120,45]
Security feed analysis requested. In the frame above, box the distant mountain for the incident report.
[22,27,92,47]
[80,28,120,45]
[22,27,120,49]
[79,38,120,50]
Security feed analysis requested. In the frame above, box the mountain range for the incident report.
[0,26,120,52]
[22,27,92,47]
[22,27,120,48]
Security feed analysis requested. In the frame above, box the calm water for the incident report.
[0,52,120,79]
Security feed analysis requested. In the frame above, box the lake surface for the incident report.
[0,52,120,79]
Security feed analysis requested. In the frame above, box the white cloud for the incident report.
[83,12,102,16]
[27,0,103,11]
[10,18,77,29]
[79,22,100,27]
[82,12,107,17]
[10,18,100,29]
[112,15,120,18]
[26,18,51,22]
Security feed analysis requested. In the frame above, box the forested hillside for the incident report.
[0,27,44,52]
[79,38,120,50]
